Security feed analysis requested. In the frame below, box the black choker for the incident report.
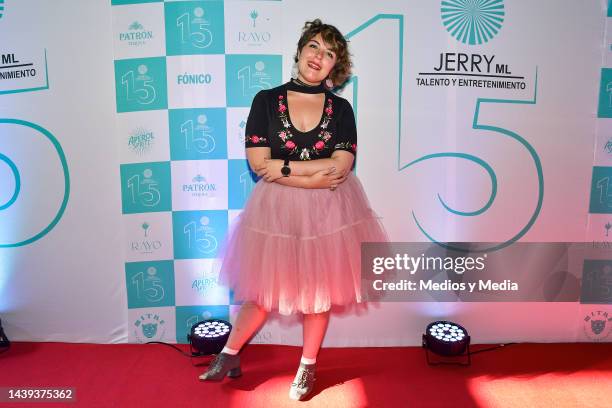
[286,79,326,94]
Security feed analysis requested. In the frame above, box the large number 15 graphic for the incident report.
[177,11,213,49]
[346,15,542,252]
[121,70,157,105]
[131,270,165,303]
[183,220,218,254]
[237,66,271,97]
[127,173,161,207]
[180,119,216,153]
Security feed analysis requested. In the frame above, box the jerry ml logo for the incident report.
[417,0,523,90]
[0,53,37,81]
[128,127,154,155]
[120,21,154,47]
[238,10,272,46]
[130,221,162,255]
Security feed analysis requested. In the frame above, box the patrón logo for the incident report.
[120,21,153,47]
[183,174,216,197]
[441,0,505,45]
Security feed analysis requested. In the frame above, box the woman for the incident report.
[199,19,387,401]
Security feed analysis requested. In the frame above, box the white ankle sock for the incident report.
[300,356,316,365]
[221,346,239,355]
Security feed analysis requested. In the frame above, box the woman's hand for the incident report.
[256,159,284,182]
[308,167,348,190]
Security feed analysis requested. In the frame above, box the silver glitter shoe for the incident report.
[198,352,242,381]
[288,363,316,401]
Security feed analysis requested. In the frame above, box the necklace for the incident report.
[293,78,319,87]
[287,78,326,94]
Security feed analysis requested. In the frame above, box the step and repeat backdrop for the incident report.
[0,0,610,345]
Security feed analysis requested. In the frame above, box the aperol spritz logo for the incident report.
[127,127,155,156]
[441,0,505,45]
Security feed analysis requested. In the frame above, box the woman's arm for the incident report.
[258,150,354,181]
[246,147,346,189]
[246,146,271,173]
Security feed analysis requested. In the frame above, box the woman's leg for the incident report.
[200,302,268,380]
[301,310,330,360]
[224,301,269,352]
[289,310,330,399]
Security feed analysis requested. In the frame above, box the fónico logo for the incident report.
[441,0,505,45]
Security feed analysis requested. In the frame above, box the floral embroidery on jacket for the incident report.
[247,134,267,144]
[334,141,357,153]
[277,94,335,160]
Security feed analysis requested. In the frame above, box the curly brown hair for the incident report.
[294,19,352,87]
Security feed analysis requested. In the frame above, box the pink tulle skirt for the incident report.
[218,173,388,315]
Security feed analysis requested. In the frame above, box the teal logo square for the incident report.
[115,57,168,113]
[175,305,229,344]
[609,0,612,17]
[228,159,257,209]
[589,166,612,213]
[598,69,612,118]
[225,54,282,107]
[125,260,175,309]
[173,210,228,259]
[169,108,227,160]
[120,161,172,214]
[164,1,225,56]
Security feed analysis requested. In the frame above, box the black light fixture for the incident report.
[187,319,231,356]
[422,320,471,365]
[0,318,10,349]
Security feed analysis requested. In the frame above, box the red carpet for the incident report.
[0,342,611,407]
